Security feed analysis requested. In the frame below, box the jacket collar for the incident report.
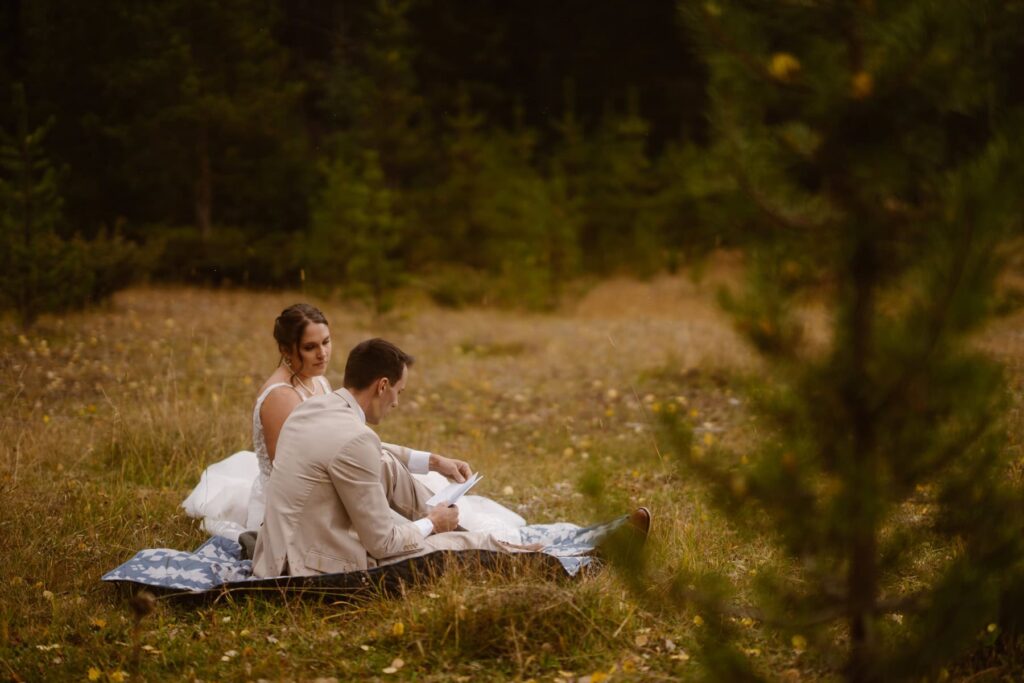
[334,387,366,424]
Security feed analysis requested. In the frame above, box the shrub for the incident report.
[144,225,299,288]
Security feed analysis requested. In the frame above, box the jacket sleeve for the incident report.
[328,432,424,560]
[381,442,411,467]
[381,442,433,474]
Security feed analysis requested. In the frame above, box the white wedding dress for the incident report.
[182,380,526,541]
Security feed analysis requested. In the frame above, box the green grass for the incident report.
[3,277,1024,681]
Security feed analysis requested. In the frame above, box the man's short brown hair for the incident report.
[343,338,414,390]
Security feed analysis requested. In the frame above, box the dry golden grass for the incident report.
[2,256,1022,681]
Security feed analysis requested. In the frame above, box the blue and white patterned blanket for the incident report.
[102,519,624,594]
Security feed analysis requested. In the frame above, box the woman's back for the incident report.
[247,375,330,527]
[252,381,295,478]
[253,374,331,474]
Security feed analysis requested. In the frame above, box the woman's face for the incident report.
[284,322,331,376]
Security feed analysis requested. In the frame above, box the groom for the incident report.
[252,338,511,577]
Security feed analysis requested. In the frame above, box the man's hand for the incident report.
[427,504,459,534]
[429,453,472,483]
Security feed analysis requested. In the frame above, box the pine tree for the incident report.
[324,0,428,190]
[312,0,428,291]
[482,125,580,310]
[0,84,140,326]
[432,87,490,269]
[578,92,661,276]
[421,89,580,309]
[307,151,405,315]
[0,84,64,326]
[648,2,1024,680]
[648,140,754,275]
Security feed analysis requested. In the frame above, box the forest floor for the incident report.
[4,252,1024,682]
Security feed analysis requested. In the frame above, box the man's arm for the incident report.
[381,442,472,482]
[380,442,422,470]
[328,433,426,560]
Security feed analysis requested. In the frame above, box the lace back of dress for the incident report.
[252,383,294,478]
[252,378,331,478]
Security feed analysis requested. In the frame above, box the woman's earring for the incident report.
[283,356,292,368]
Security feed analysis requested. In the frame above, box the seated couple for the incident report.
[183,303,526,540]
[185,304,650,578]
[255,337,544,576]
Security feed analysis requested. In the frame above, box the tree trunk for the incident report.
[846,235,879,683]
[9,1,26,82]
[195,119,212,240]
[19,100,35,326]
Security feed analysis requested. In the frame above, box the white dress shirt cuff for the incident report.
[414,517,434,537]
[408,449,431,474]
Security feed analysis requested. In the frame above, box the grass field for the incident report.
[3,258,1024,681]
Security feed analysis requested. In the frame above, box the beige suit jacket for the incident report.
[251,389,426,577]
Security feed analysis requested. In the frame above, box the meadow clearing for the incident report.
[3,256,1024,682]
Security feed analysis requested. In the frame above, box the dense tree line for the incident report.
[1,0,728,318]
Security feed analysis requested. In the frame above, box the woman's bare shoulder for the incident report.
[259,382,303,425]
[256,368,293,397]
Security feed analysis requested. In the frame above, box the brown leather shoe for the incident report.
[590,507,652,561]
[627,507,652,539]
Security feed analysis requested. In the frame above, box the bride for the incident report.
[182,303,525,541]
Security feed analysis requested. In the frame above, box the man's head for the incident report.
[343,338,414,424]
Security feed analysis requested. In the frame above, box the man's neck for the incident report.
[342,385,374,424]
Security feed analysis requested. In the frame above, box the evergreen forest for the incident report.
[2,0,727,318]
